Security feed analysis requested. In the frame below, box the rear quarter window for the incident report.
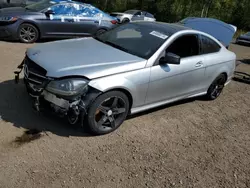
[146,12,154,18]
[200,35,221,54]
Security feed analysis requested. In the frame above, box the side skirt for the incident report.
[130,91,207,115]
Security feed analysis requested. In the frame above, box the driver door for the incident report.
[131,11,144,21]
[146,34,206,105]
[40,3,79,37]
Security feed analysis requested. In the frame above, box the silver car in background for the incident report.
[110,10,156,23]
[15,21,236,135]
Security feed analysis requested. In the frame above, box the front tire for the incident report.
[18,23,39,43]
[206,74,227,100]
[86,91,130,135]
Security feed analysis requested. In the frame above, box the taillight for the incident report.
[110,20,118,24]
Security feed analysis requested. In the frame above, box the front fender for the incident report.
[88,68,150,108]
[89,75,136,100]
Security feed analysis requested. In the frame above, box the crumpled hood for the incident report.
[26,38,146,79]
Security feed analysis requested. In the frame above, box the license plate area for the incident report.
[42,90,69,109]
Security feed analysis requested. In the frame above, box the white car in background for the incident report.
[110,10,156,23]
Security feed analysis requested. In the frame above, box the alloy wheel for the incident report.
[210,77,226,99]
[19,25,37,43]
[95,96,126,131]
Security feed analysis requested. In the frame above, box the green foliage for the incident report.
[87,0,250,30]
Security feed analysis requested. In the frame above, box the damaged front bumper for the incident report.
[14,59,101,125]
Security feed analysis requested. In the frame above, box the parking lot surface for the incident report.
[0,40,249,188]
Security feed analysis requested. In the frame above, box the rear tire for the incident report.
[206,74,227,100]
[122,18,130,23]
[86,91,130,135]
[95,29,107,36]
[18,23,39,43]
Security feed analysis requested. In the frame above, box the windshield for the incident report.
[246,32,250,36]
[94,23,169,59]
[25,0,53,11]
[124,10,138,14]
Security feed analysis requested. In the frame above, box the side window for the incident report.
[134,11,142,16]
[145,12,154,18]
[200,35,221,54]
[50,4,77,16]
[166,35,199,58]
[76,4,102,17]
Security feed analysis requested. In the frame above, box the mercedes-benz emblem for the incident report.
[32,50,40,56]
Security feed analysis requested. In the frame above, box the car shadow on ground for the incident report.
[240,59,250,65]
[233,59,250,85]
[0,78,207,137]
[0,79,92,137]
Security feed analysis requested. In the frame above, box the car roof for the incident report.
[132,21,191,35]
[124,9,141,13]
[125,9,141,12]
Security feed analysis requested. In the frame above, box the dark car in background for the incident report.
[0,0,40,9]
[0,0,118,43]
[110,10,156,23]
[236,32,250,46]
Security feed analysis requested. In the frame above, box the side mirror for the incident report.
[159,52,180,65]
[45,9,55,17]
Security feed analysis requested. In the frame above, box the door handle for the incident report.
[195,61,203,67]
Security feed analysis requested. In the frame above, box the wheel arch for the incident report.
[105,88,133,110]
[210,65,231,85]
[122,17,130,22]
[95,27,108,35]
[97,27,108,31]
[221,72,228,80]
[89,79,135,110]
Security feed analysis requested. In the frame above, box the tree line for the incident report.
[85,0,250,31]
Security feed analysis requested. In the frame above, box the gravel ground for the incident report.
[0,41,249,188]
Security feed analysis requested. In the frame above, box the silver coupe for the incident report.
[15,21,236,135]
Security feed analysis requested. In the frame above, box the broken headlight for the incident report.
[46,78,88,96]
